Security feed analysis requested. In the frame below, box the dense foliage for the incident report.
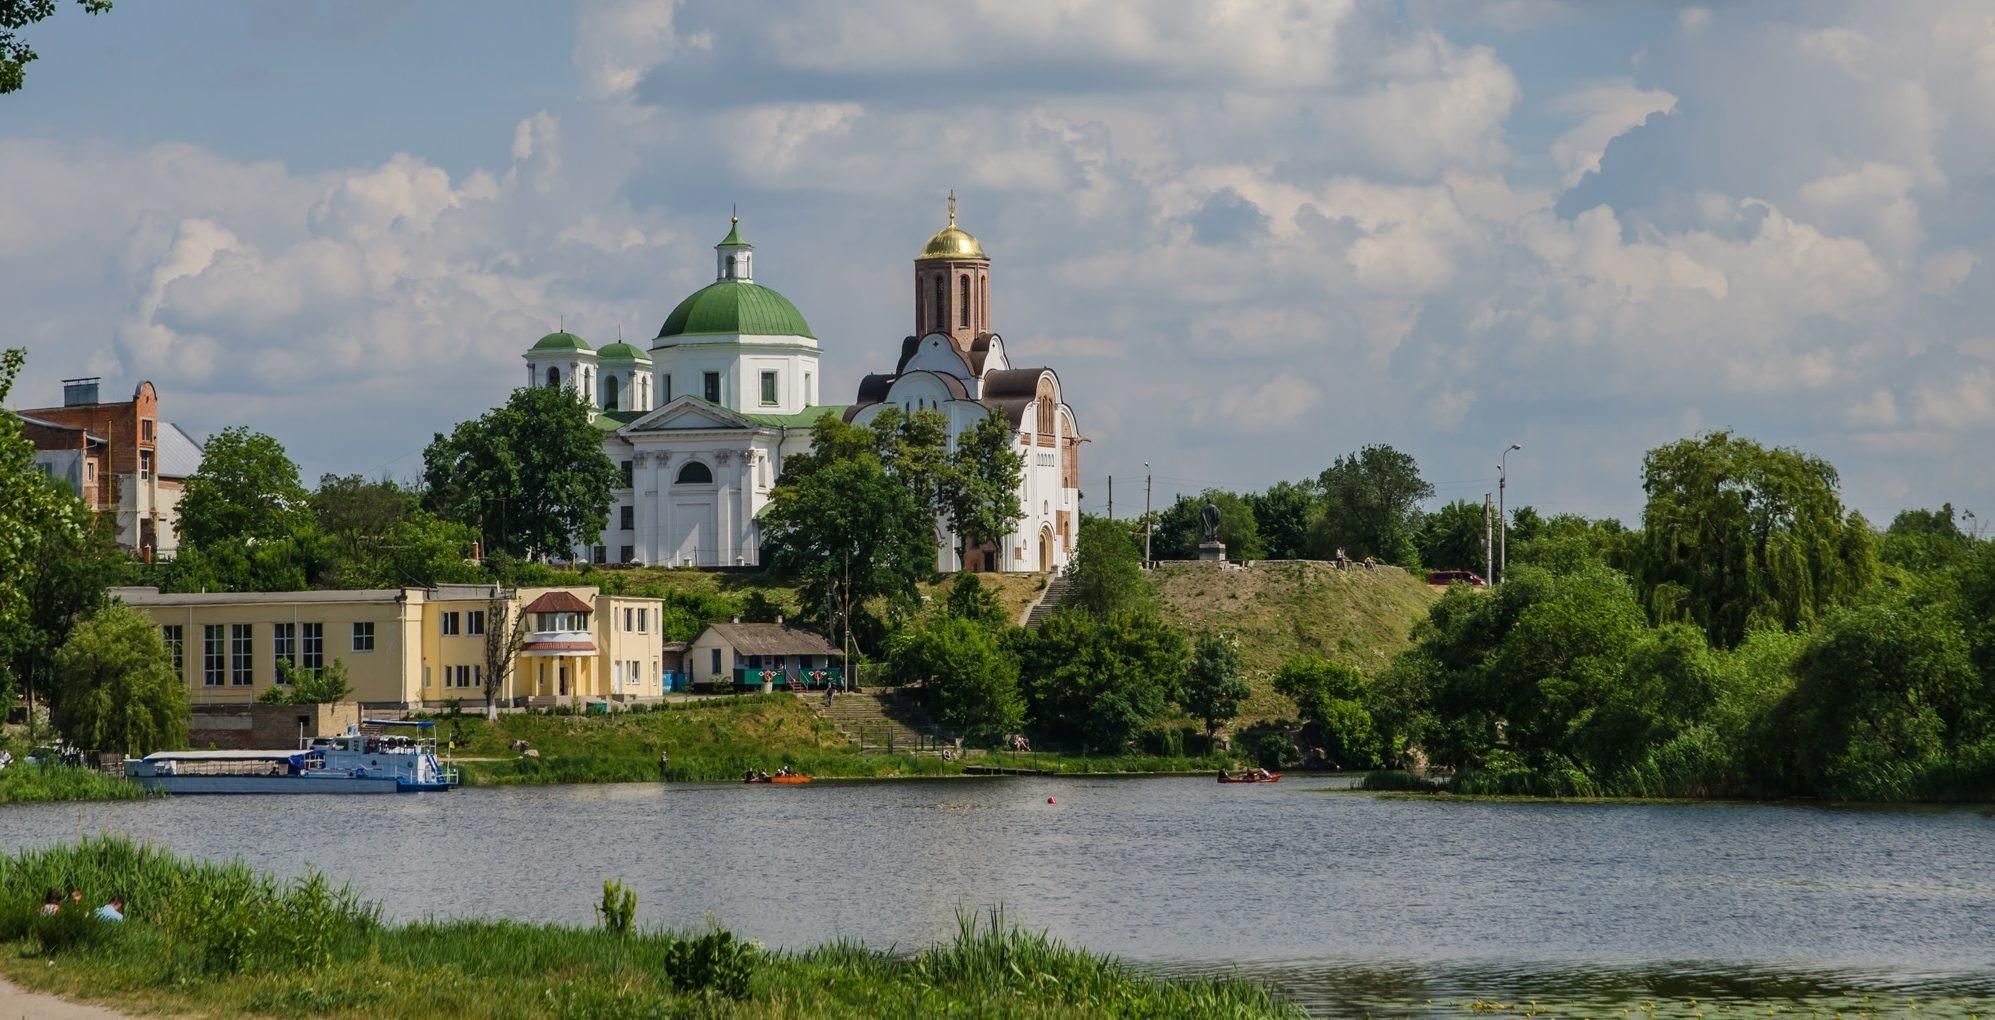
[423,385,618,560]
[50,604,188,755]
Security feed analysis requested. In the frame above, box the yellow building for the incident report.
[114,584,666,710]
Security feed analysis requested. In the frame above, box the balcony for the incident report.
[520,630,596,656]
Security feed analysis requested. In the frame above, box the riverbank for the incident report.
[0,764,153,804]
[0,838,1295,1019]
[436,694,1236,785]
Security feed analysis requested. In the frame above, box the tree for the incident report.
[350,512,482,588]
[1880,504,1971,574]
[941,409,1025,569]
[1271,656,1380,768]
[1,0,109,94]
[257,660,355,704]
[1314,444,1434,565]
[1416,499,1487,573]
[1246,480,1318,560]
[0,348,93,717]
[1182,633,1249,743]
[179,426,309,548]
[1634,432,1876,647]
[888,616,1024,741]
[761,444,935,651]
[868,405,952,514]
[1151,491,1264,561]
[1012,609,1189,753]
[422,385,618,560]
[5,509,126,721]
[481,594,529,719]
[1062,516,1150,617]
[50,604,187,755]
[943,573,1009,630]
[312,474,417,554]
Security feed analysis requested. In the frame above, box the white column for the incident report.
[738,449,757,565]
[654,452,674,565]
[713,449,734,567]
[632,452,654,565]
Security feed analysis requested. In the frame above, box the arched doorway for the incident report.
[1039,525,1054,573]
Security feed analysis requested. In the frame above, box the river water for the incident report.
[5,776,1992,1015]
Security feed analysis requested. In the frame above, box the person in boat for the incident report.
[1255,767,1273,780]
[742,769,754,782]
[757,770,771,781]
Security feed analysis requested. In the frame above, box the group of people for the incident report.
[740,766,800,781]
[40,888,123,922]
[1220,766,1276,781]
[1332,548,1379,571]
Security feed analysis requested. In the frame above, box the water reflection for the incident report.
[4,777,1990,1017]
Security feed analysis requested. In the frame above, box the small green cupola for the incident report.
[716,214,753,282]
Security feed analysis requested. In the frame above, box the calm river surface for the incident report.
[5,777,1992,1015]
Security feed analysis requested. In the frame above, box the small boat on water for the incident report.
[743,774,813,784]
[125,720,460,794]
[1217,771,1281,784]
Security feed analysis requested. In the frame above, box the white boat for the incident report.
[125,720,460,794]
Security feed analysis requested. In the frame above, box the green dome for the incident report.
[656,280,814,341]
[530,330,593,353]
[595,341,650,362]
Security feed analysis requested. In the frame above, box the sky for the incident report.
[5,0,1995,527]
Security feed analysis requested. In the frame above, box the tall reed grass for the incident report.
[0,765,154,803]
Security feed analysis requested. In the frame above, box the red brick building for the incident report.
[20,377,201,560]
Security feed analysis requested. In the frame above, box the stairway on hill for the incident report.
[1024,571,1073,628]
[803,689,954,752]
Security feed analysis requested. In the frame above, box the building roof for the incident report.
[738,405,847,428]
[655,280,815,341]
[980,367,1048,400]
[699,622,843,657]
[595,341,651,362]
[113,586,406,606]
[530,330,595,354]
[18,414,105,444]
[523,590,593,615]
[155,422,204,478]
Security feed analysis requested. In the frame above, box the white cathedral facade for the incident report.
[521,202,1082,574]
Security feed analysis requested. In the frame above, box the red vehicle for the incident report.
[1426,570,1487,587]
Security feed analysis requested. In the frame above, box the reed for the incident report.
[0,764,155,804]
[0,839,1302,1019]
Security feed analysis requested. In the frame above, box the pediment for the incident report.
[621,398,755,434]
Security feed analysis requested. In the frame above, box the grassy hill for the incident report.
[538,566,1049,637]
[1151,560,1439,722]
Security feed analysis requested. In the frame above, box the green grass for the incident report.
[1151,560,1439,722]
[0,838,1299,1019]
[0,764,155,804]
[545,564,1053,629]
[429,695,1246,785]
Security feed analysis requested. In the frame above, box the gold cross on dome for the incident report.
[947,189,956,227]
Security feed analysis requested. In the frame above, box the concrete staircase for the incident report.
[803,689,953,752]
[1023,570,1074,628]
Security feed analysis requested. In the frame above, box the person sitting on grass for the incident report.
[68,888,84,909]
[40,891,60,915]
[94,896,125,923]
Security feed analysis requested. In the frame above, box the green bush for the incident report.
[1248,731,1298,770]
[30,905,114,955]
[596,879,636,936]
[662,925,757,1000]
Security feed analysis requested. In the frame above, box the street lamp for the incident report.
[1498,444,1522,583]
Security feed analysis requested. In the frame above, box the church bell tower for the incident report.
[915,191,990,353]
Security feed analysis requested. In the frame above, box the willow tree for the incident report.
[1634,432,1876,648]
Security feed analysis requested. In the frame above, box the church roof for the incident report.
[980,367,1050,399]
[655,280,815,341]
[918,224,986,261]
[595,341,651,362]
[530,330,594,353]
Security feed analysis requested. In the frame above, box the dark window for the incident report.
[703,371,721,404]
[162,625,184,674]
[760,370,778,405]
[203,625,225,686]
[546,367,561,388]
[620,505,634,530]
[230,624,253,686]
[932,275,946,331]
[273,622,295,676]
[352,622,375,652]
[675,461,713,484]
[619,461,633,487]
[603,375,620,410]
[467,611,485,636]
[662,375,672,403]
[302,623,324,670]
[710,648,722,676]
[593,545,608,564]
[960,275,971,327]
[620,545,634,563]
[441,612,460,636]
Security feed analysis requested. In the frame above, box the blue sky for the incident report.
[5,1,1994,527]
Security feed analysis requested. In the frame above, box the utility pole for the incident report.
[1143,463,1153,566]
[1498,444,1521,583]
[1483,492,1494,584]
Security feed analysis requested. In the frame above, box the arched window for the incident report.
[602,375,620,410]
[960,275,971,328]
[546,367,561,389]
[932,275,946,332]
[675,461,714,485]
[726,254,738,278]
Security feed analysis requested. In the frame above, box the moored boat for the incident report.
[743,774,814,784]
[1217,772,1281,784]
[125,720,460,794]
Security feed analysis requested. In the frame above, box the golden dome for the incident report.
[917,190,988,261]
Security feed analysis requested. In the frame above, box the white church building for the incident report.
[522,202,1082,573]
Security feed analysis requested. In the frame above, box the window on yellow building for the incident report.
[441,612,460,636]
[162,625,183,674]
[273,622,295,676]
[203,625,224,686]
[353,622,375,652]
[302,623,324,670]
[467,611,485,636]
[230,624,253,686]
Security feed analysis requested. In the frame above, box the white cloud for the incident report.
[1551,82,1677,188]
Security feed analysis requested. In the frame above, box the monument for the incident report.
[1199,500,1226,562]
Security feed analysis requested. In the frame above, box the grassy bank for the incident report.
[0,838,1297,1019]
[0,764,154,804]
[1151,560,1437,722]
[432,695,1241,785]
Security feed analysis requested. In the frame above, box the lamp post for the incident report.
[1498,444,1522,583]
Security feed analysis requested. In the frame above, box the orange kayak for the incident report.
[744,775,814,784]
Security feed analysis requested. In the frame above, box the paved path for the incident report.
[0,977,133,1019]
